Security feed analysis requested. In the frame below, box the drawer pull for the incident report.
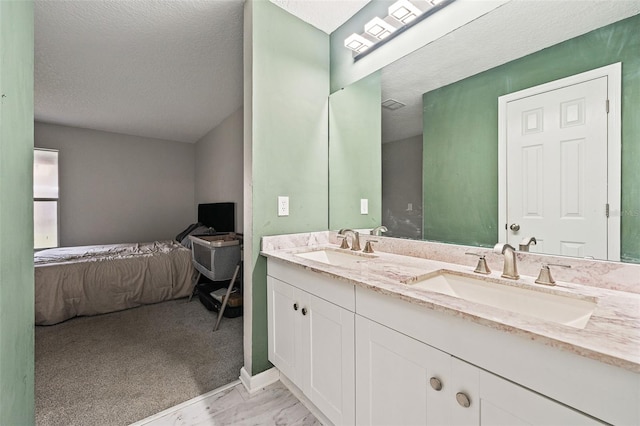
[429,377,442,391]
[456,392,471,408]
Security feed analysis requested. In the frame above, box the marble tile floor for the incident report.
[132,380,321,426]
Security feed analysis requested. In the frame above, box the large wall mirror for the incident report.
[329,2,640,264]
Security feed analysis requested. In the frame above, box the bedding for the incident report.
[35,240,195,325]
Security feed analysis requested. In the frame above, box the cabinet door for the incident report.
[478,370,604,425]
[302,292,355,425]
[267,276,300,383]
[355,316,450,426]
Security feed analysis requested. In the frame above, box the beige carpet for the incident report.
[35,298,243,426]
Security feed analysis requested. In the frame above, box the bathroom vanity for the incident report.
[261,232,640,426]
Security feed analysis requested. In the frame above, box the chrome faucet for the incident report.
[519,236,537,252]
[338,229,361,251]
[493,243,519,280]
[370,225,388,236]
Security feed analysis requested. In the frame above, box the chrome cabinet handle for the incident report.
[301,307,308,316]
[429,377,443,391]
[293,303,298,311]
[456,392,471,408]
[510,223,520,231]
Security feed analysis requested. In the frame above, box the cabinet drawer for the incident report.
[267,259,355,311]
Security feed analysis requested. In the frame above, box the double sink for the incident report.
[294,248,597,330]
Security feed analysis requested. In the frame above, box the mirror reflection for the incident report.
[332,3,640,263]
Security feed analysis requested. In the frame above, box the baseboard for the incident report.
[239,366,280,394]
[279,375,332,426]
[130,379,241,425]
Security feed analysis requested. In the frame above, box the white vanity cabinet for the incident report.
[356,316,602,426]
[267,261,355,425]
[265,259,638,426]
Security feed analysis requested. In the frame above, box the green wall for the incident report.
[0,1,35,423]
[248,0,330,374]
[329,71,382,230]
[423,13,640,263]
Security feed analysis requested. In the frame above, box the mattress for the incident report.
[35,240,196,325]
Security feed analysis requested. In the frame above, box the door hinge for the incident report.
[606,203,610,218]
[606,99,610,114]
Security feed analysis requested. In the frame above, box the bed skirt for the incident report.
[35,240,196,325]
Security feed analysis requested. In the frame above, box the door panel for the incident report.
[304,293,355,425]
[478,370,604,425]
[506,77,608,259]
[267,277,298,382]
[355,316,450,426]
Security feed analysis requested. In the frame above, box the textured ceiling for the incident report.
[271,0,371,33]
[381,1,640,143]
[35,0,244,143]
[34,0,366,143]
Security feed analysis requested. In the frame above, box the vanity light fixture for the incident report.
[344,33,374,53]
[344,0,455,58]
[388,0,424,24]
[364,17,399,40]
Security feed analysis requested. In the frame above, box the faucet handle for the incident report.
[337,235,350,250]
[535,263,571,286]
[465,252,491,275]
[363,240,378,254]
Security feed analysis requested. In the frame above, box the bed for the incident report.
[34,202,236,325]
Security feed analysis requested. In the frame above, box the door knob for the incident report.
[301,307,308,316]
[293,303,298,311]
[509,223,520,231]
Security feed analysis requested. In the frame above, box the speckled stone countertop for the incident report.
[261,232,640,373]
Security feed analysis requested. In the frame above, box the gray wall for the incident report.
[382,135,423,239]
[195,107,244,232]
[34,122,196,246]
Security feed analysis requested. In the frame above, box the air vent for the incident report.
[382,99,406,110]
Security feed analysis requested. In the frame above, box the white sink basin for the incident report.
[294,249,375,266]
[405,272,596,329]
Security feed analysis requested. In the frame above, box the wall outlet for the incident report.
[407,203,413,211]
[360,198,368,215]
[278,196,289,216]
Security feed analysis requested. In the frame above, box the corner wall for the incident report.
[0,2,35,423]
[35,122,196,246]
[245,0,329,375]
[195,107,244,232]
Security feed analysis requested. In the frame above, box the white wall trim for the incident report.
[239,366,280,395]
[242,0,254,377]
[498,62,622,261]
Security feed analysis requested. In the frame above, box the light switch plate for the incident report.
[278,196,289,216]
[360,198,368,215]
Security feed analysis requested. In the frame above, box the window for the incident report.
[34,149,59,249]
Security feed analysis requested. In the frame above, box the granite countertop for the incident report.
[261,240,640,374]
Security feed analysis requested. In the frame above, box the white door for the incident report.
[303,293,355,425]
[355,316,450,426]
[505,77,609,259]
